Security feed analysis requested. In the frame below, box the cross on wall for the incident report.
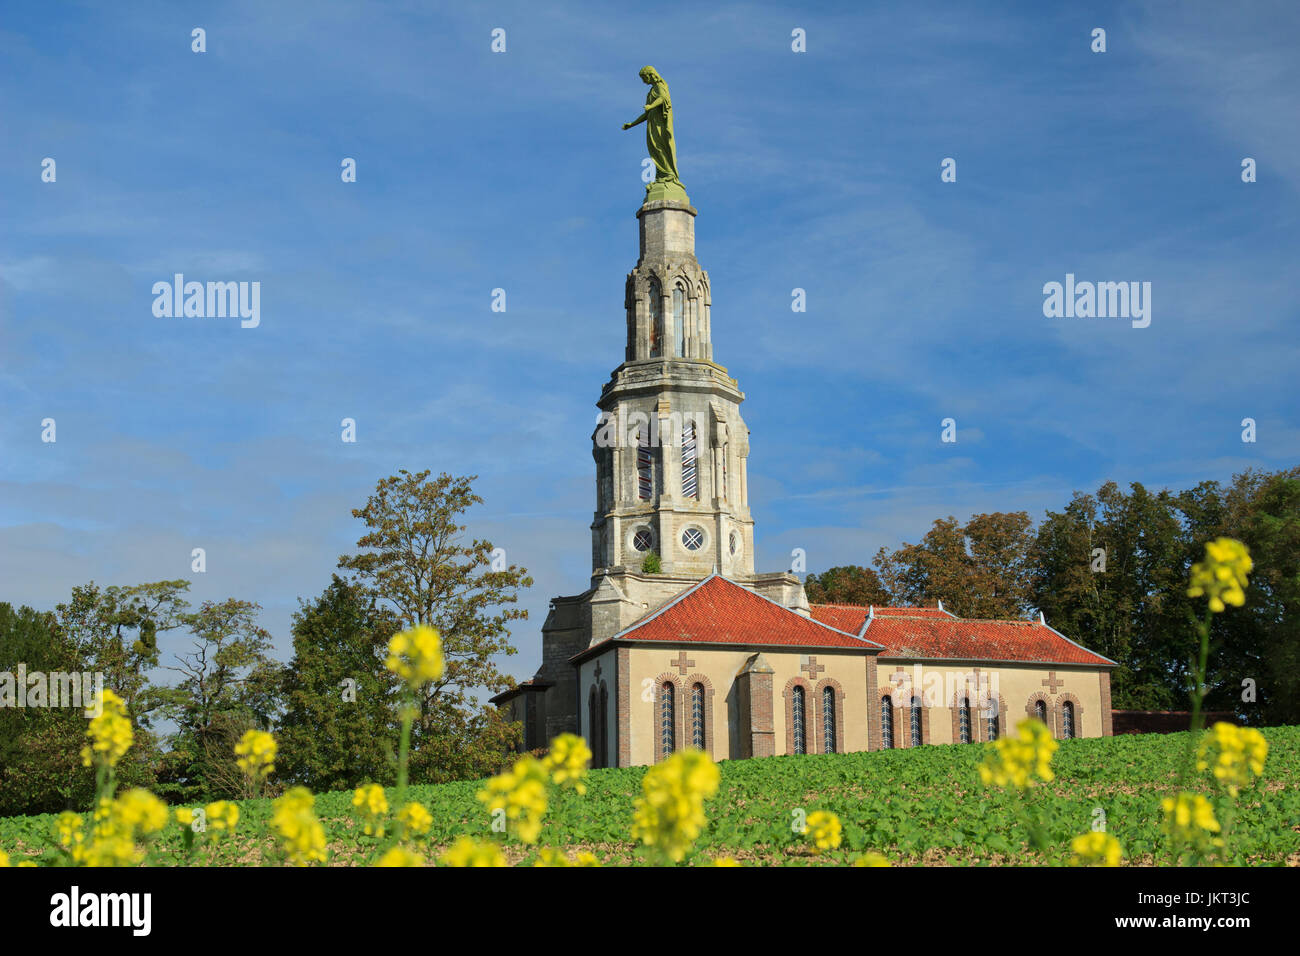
[670,650,696,676]
[1042,671,1065,694]
[802,656,825,680]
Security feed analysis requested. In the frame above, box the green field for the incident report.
[4,726,1297,866]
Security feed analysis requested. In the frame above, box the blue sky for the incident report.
[1,1,1297,689]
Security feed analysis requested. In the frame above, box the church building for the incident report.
[492,191,1117,767]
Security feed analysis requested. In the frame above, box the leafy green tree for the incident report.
[338,470,533,782]
[55,580,190,733]
[277,576,402,792]
[155,599,281,801]
[1029,482,1190,709]
[804,565,891,606]
[1178,468,1300,724]
[0,604,92,815]
[48,580,191,795]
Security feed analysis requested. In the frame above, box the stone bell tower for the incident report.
[590,198,755,579]
[506,74,809,745]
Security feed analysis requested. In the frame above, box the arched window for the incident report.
[986,700,999,741]
[881,695,894,749]
[588,687,599,766]
[959,697,972,744]
[673,285,685,356]
[791,686,806,754]
[910,695,923,747]
[691,683,705,749]
[681,421,698,499]
[637,426,653,501]
[660,681,675,758]
[1034,699,1047,723]
[649,281,662,357]
[1062,700,1075,739]
[822,686,837,754]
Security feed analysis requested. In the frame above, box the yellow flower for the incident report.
[175,807,193,828]
[853,852,891,867]
[979,718,1057,790]
[439,837,507,867]
[531,847,601,867]
[1187,538,1252,613]
[802,810,842,853]
[351,783,389,836]
[377,846,425,867]
[631,749,721,863]
[543,733,592,794]
[385,624,445,689]
[80,689,133,769]
[205,801,240,834]
[1196,723,1267,798]
[55,812,85,851]
[114,789,168,836]
[234,729,277,781]
[79,795,148,867]
[397,801,433,837]
[1161,792,1223,854]
[477,755,549,844]
[711,856,741,866]
[533,847,571,867]
[1069,831,1123,867]
[271,787,328,866]
[0,850,8,867]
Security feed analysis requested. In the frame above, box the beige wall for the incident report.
[576,645,1109,767]
[623,646,871,766]
[875,660,1106,744]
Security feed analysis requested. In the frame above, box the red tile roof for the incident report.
[577,576,881,659]
[808,604,1115,667]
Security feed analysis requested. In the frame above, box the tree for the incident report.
[1178,468,1300,724]
[874,512,1034,618]
[277,576,402,792]
[338,470,533,782]
[55,580,190,732]
[0,604,91,816]
[803,566,891,606]
[48,580,190,795]
[156,599,280,801]
[1029,482,1190,710]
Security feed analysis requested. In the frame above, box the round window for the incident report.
[681,527,704,551]
[632,527,653,552]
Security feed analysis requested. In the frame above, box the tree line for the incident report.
[804,467,1299,728]
[0,470,532,818]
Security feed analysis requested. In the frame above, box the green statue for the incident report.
[622,66,689,203]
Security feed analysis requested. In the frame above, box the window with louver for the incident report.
[637,427,653,500]
[822,686,836,754]
[691,683,705,750]
[681,421,698,499]
[660,682,675,758]
[792,686,806,754]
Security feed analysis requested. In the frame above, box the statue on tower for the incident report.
[622,66,689,204]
